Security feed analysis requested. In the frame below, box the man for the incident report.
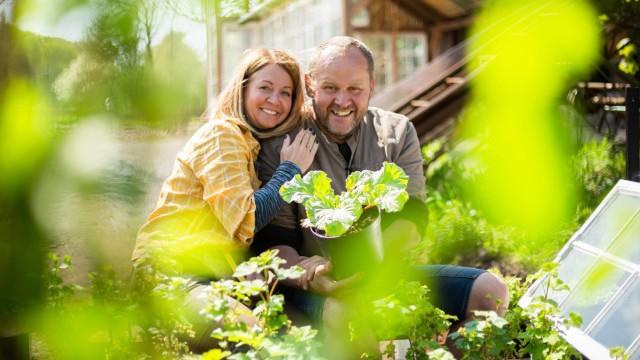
[253,36,508,355]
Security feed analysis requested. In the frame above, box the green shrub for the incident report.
[39,250,322,360]
[573,136,625,219]
[418,136,625,274]
[43,256,631,359]
[448,263,583,360]
[349,280,455,359]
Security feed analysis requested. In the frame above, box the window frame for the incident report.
[519,179,640,360]
[355,31,427,93]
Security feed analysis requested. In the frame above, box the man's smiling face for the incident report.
[308,46,374,143]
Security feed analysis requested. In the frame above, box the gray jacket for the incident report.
[256,107,426,256]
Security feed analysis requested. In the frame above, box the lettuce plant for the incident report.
[279,162,409,237]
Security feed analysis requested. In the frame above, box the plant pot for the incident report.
[310,207,384,280]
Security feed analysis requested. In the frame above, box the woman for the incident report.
[130,48,317,351]
[132,47,317,282]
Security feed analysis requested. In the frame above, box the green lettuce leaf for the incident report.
[376,162,409,190]
[312,193,363,237]
[279,171,334,206]
[279,162,409,235]
[346,169,376,204]
[375,186,409,212]
[347,162,409,210]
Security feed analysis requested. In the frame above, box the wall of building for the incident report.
[218,0,428,93]
[220,0,342,88]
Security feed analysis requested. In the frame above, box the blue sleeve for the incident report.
[254,161,301,232]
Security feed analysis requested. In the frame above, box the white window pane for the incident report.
[395,34,426,81]
[589,277,640,352]
[580,193,640,249]
[283,12,291,29]
[313,24,322,45]
[562,260,630,330]
[557,247,598,303]
[360,35,391,90]
[330,18,340,37]
[557,247,598,290]
[530,246,597,305]
[609,211,640,263]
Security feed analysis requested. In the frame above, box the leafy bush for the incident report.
[201,250,322,359]
[446,264,584,360]
[39,250,322,360]
[42,254,633,359]
[45,253,81,311]
[573,136,625,218]
[348,280,455,359]
[418,136,625,274]
[415,199,520,271]
[343,263,601,359]
[418,139,530,273]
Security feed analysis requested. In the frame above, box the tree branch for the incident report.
[162,0,206,23]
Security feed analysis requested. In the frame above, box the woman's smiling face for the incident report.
[243,63,294,130]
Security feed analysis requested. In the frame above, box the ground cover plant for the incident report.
[38,250,324,360]
[40,251,635,359]
[446,264,584,360]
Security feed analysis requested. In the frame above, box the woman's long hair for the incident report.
[213,48,306,139]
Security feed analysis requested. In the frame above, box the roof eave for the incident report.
[237,0,289,24]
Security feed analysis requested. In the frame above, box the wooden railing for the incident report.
[371,40,468,144]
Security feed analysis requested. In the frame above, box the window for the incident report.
[520,180,640,360]
[358,33,427,93]
[397,35,427,80]
[245,0,343,68]
[359,35,391,89]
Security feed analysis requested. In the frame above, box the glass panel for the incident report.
[313,24,322,45]
[561,260,629,330]
[589,277,640,351]
[396,35,426,81]
[360,35,390,90]
[304,29,311,50]
[580,193,640,250]
[530,246,597,305]
[330,19,340,37]
[608,211,640,264]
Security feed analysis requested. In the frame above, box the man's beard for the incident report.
[312,100,364,143]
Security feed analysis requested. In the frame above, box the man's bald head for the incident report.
[308,36,374,81]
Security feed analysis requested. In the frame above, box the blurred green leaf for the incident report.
[0,79,54,196]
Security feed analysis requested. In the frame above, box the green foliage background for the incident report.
[415,134,626,276]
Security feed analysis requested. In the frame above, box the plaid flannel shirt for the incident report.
[132,117,261,277]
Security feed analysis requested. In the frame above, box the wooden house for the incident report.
[209,0,481,143]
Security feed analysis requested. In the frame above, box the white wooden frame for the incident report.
[520,179,640,360]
